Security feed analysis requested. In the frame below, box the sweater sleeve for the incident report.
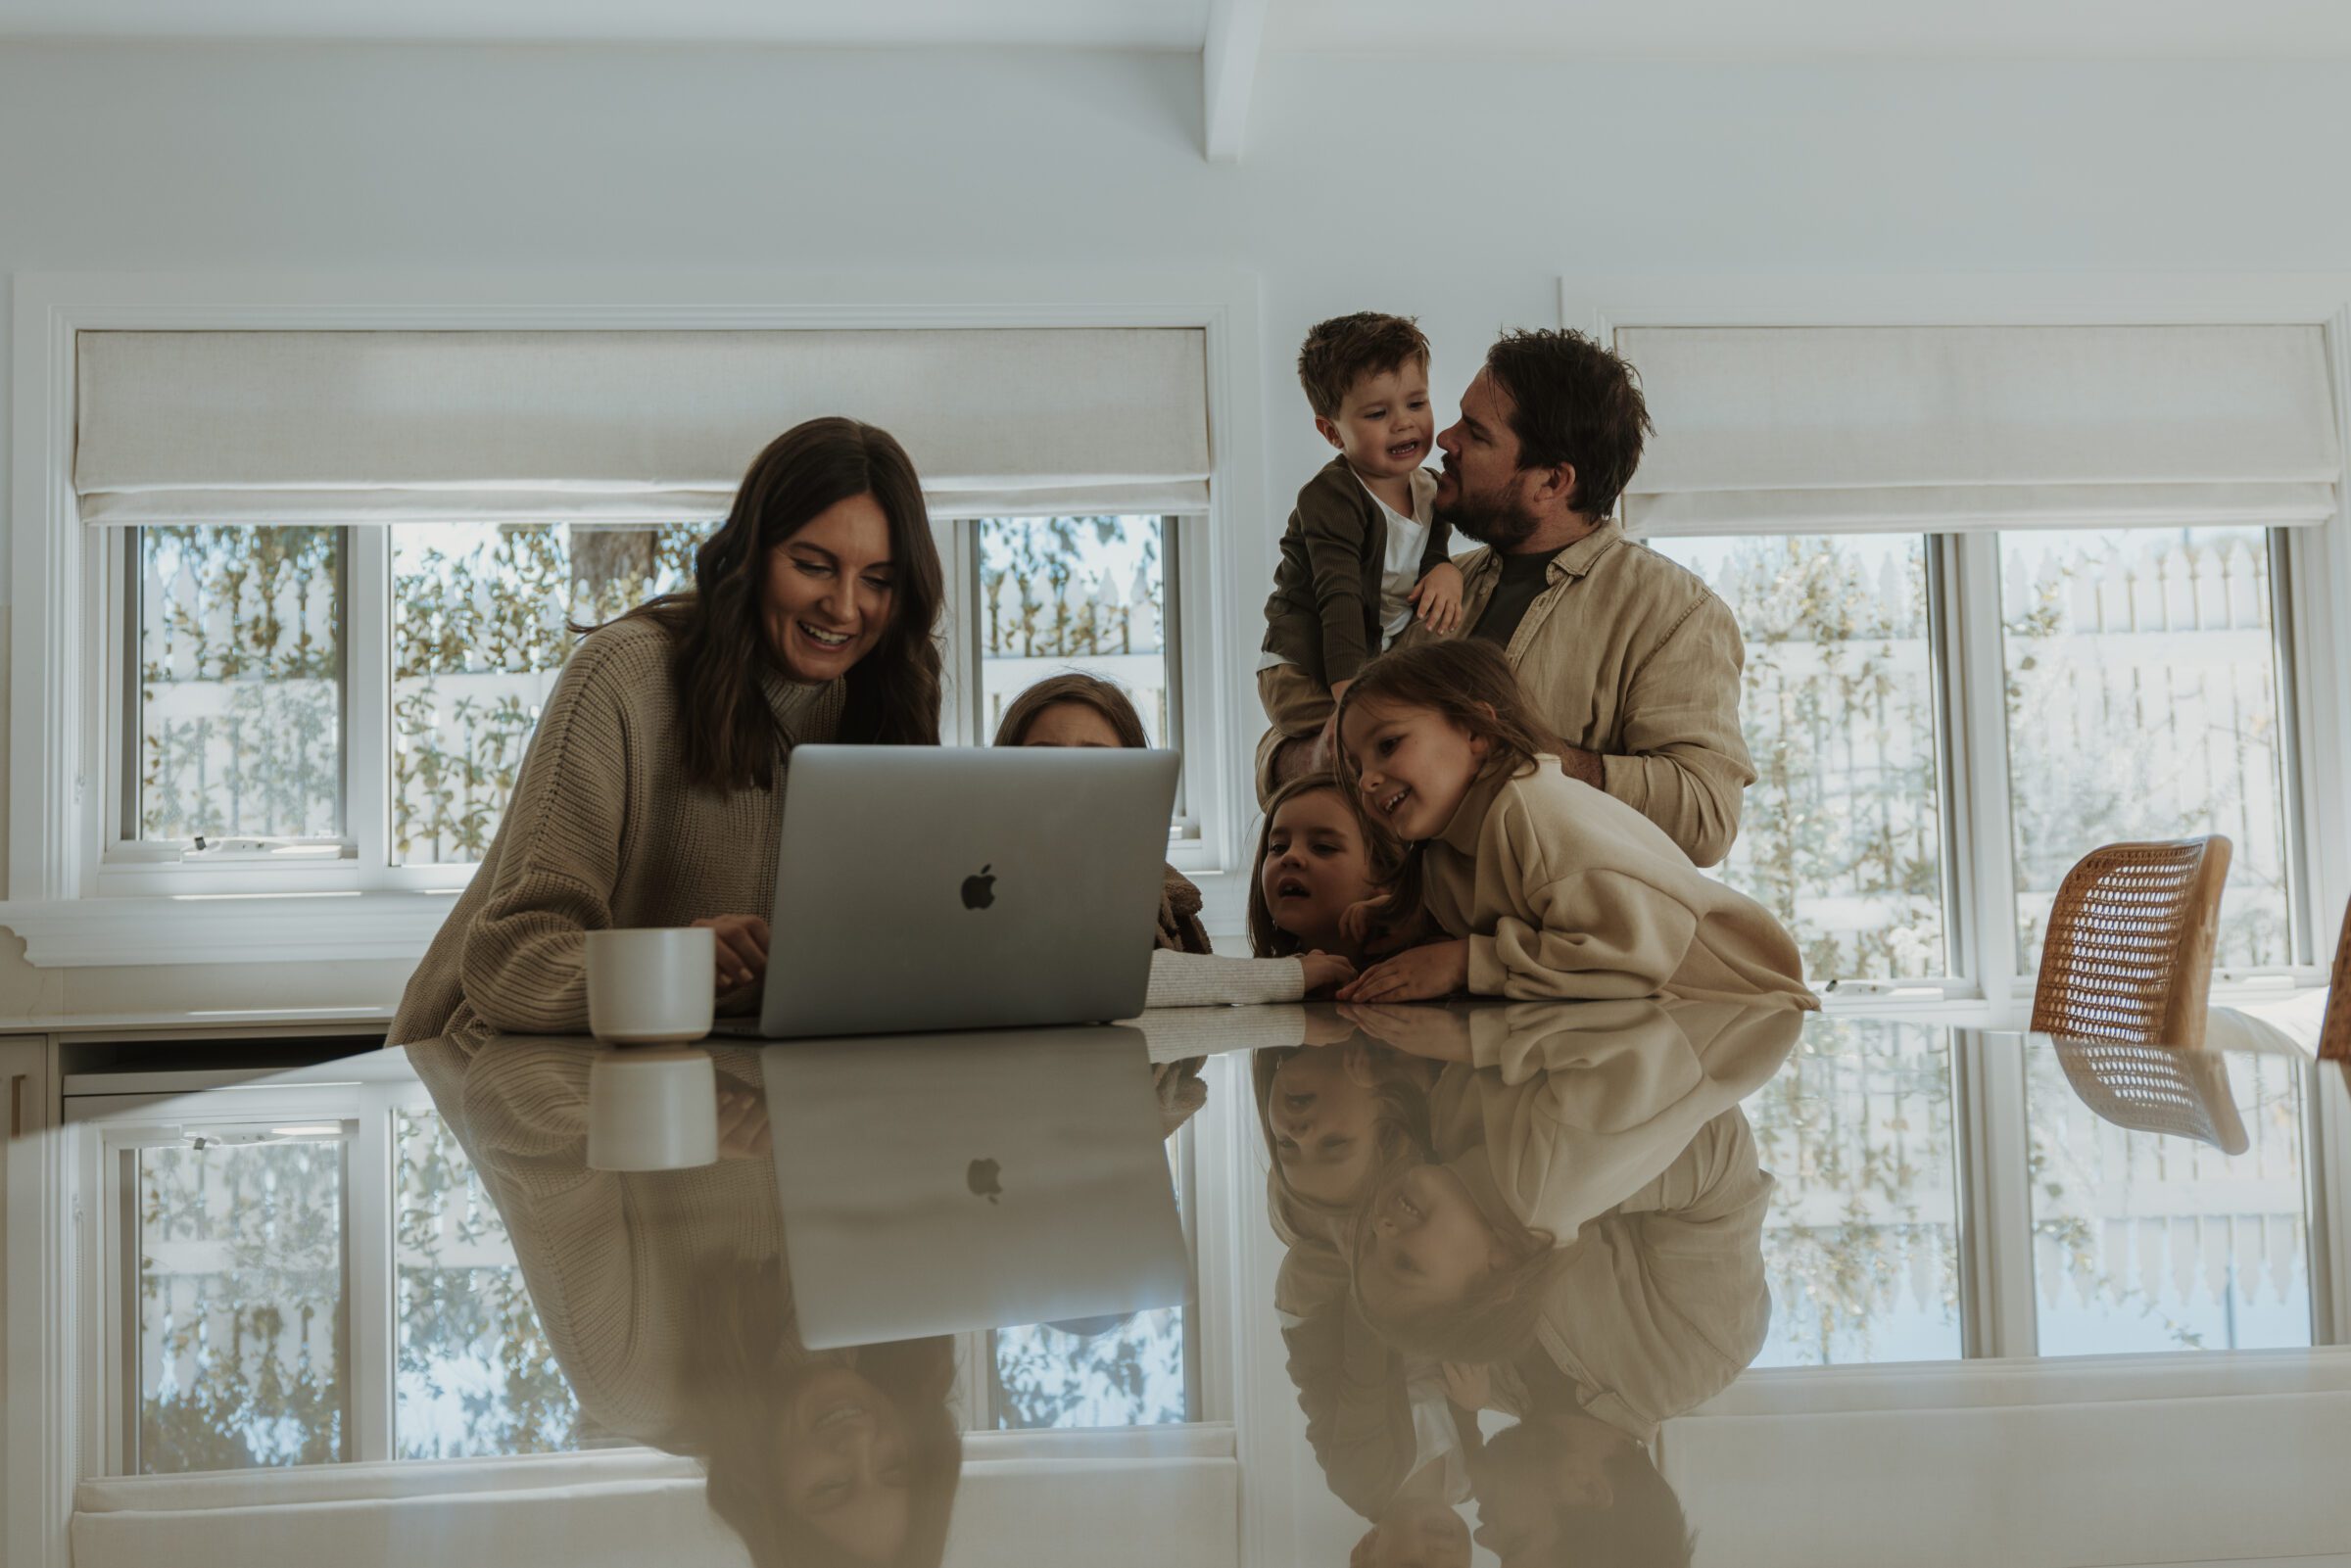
[456,639,639,1034]
[1597,591,1754,869]
[1145,949,1309,1008]
[1294,471,1379,686]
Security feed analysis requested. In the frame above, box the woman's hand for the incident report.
[715,1082,772,1161]
[693,914,770,998]
[1338,1001,1473,1062]
[1335,938,1469,1003]
[1297,950,1358,996]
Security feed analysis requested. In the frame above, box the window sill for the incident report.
[0,890,461,969]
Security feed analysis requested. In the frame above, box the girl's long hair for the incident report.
[611,417,944,790]
[679,1257,962,1568]
[1346,1149,1568,1365]
[1244,772,1406,960]
[1251,1041,1434,1246]
[1328,641,1565,942]
[991,670,1151,749]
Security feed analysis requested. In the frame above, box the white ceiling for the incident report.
[5,0,2351,54]
[0,0,1214,47]
[1271,0,2351,60]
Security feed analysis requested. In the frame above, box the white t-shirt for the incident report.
[1367,467,1442,643]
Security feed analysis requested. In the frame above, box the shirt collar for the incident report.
[1435,759,1536,855]
[1545,518,1626,582]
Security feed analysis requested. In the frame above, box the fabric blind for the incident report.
[1616,323,2342,537]
[74,328,1212,526]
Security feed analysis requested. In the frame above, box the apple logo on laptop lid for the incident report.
[967,1158,1002,1205]
[961,864,996,911]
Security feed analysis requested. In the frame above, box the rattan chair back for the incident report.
[2051,1037,2250,1154]
[2321,895,2350,1062]
[2029,835,2231,1050]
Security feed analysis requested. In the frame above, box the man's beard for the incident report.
[1435,475,1541,552]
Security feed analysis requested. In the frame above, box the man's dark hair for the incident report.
[1482,328,1654,520]
[1298,312,1432,420]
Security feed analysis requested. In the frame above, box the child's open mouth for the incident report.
[1275,877,1311,900]
[1380,785,1412,819]
[1386,438,1424,461]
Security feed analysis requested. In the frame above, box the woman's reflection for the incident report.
[406,1034,962,1568]
[684,1259,960,1568]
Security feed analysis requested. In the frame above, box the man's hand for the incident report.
[1410,562,1465,636]
[1335,938,1470,1003]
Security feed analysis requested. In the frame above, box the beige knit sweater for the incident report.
[389,616,843,1045]
[403,1031,805,1450]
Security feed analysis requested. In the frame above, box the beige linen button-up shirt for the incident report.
[1404,521,1753,867]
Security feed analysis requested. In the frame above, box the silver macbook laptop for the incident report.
[740,743,1178,1039]
[763,1028,1192,1350]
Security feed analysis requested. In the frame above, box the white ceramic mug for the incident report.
[586,926,717,1045]
[587,1046,720,1171]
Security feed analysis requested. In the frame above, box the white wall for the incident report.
[7,43,2351,1015]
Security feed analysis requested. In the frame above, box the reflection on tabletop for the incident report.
[388,1000,2346,1568]
[402,1024,1207,1568]
[1254,997,1802,1567]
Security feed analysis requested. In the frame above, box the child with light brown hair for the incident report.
[1257,312,1466,804]
[1327,640,1816,1008]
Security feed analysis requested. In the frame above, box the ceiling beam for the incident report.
[1202,0,1271,164]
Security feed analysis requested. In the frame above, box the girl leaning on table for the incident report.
[1326,638,1819,1009]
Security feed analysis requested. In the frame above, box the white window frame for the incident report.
[4,271,1271,966]
[1572,274,2351,1023]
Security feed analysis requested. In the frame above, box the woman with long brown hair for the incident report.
[390,416,945,1044]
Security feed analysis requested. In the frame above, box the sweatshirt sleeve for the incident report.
[1144,949,1309,1008]
[1597,591,1754,869]
[1294,470,1378,686]
[455,638,638,1034]
[1467,868,1700,1002]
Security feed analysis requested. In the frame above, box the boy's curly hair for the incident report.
[1298,312,1432,421]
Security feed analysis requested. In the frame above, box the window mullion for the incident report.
[347,1087,396,1462]
[345,525,392,871]
[1943,533,2024,1013]
[1951,1027,2038,1357]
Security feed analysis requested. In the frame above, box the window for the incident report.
[1639,525,2313,997]
[2024,1043,2314,1354]
[1748,1018,1964,1366]
[92,1081,583,1475]
[1996,527,2296,974]
[113,513,1190,885]
[974,516,1176,752]
[389,522,706,866]
[986,1308,1193,1429]
[128,1129,351,1471]
[130,526,346,846]
[394,1106,585,1457]
[1650,534,1945,981]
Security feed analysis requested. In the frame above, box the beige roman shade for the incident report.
[73,328,1213,525]
[1616,323,2342,536]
